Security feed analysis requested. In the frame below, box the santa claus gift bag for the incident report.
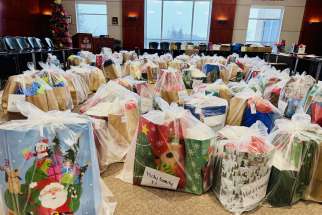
[266,113,322,206]
[212,122,274,214]
[0,102,111,215]
[119,103,215,195]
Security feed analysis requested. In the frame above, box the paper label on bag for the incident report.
[8,94,25,112]
[141,167,180,190]
[250,103,256,114]
[121,115,128,123]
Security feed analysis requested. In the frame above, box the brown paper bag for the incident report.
[108,114,131,144]
[104,64,118,81]
[220,67,230,84]
[147,66,155,84]
[26,94,49,112]
[219,88,233,102]
[160,90,179,104]
[124,106,139,139]
[53,87,68,110]
[226,96,247,126]
[46,89,59,110]
[89,69,106,91]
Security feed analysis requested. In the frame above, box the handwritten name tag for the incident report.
[141,167,180,190]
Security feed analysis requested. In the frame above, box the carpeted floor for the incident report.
[103,163,322,215]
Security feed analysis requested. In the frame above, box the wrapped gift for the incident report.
[242,96,281,133]
[62,72,89,106]
[120,103,215,195]
[202,63,221,83]
[81,81,140,169]
[266,113,322,206]
[304,82,322,126]
[103,59,120,81]
[278,74,315,118]
[213,122,274,214]
[0,102,112,215]
[184,94,228,132]
[123,60,142,80]
[182,67,206,89]
[140,59,159,84]
[155,68,187,104]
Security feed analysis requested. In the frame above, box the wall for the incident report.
[232,0,307,45]
[0,0,52,36]
[209,0,237,44]
[299,0,322,55]
[62,0,123,41]
[122,0,144,49]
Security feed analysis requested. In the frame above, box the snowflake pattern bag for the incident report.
[0,103,106,215]
[212,122,274,214]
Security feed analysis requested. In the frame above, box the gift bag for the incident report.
[155,68,186,104]
[182,67,206,89]
[120,104,215,195]
[103,60,120,81]
[304,82,322,126]
[266,113,322,206]
[242,96,281,133]
[184,94,228,132]
[212,122,274,214]
[278,74,315,118]
[202,64,221,83]
[0,101,113,215]
[81,81,140,169]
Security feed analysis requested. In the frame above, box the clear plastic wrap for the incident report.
[80,82,140,169]
[266,113,322,206]
[119,103,216,195]
[120,50,138,63]
[241,96,281,133]
[79,51,96,64]
[140,59,160,84]
[103,59,121,81]
[193,81,233,102]
[155,68,187,104]
[182,67,206,89]
[303,81,322,126]
[278,73,315,118]
[123,60,142,80]
[212,121,274,214]
[0,101,114,215]
[183,94,228,132]
[202,63,222,83]
[226,89,258,126]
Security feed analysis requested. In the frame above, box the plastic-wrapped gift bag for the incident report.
[242,96,281,133]
[202,63,221,83]
[212,121,274,214]
[62,72,89,106]
[182,67,206,89]
[119,103,215,195]
[183,94,228,132]
[155,68,187,104]
[278,74,315,118]
[80,81,140,169]
[0,101,114,215]
[140,59,159,84]
[266,113,322,206]
[123,60,143,80]
[226,89,258,126]
[103,59,121,81]
[304,81,322,126]
[72,65,106,92]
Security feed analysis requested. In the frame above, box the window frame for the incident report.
[246,5,285,45]
[76,0,109,36]
[144,0,213,48]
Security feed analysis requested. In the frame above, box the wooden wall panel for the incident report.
[0,0,52,37]
[299,0,322,55]
[209,0,236,44]
[122,0,145,49]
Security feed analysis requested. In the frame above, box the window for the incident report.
[76,1,108,36]
[246,6,284,46]
[145,0,212,47]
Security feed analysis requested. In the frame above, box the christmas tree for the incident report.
[49,0,72,48]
